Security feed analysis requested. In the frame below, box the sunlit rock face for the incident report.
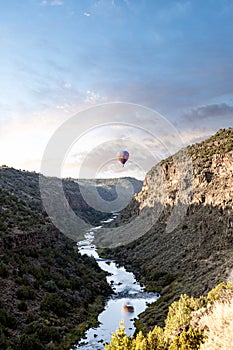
[104,128,233,327]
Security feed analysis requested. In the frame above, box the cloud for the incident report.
[64,137,152,180]
[184,103,233,121]
[40,0,63,6]
[64,82,72,89]
[57,102,187,179]
[51,0,63,5]
[179,128,214,146]
[84,90,106,104]
[84,12,91,17]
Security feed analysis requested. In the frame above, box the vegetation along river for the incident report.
[74,216,160,349]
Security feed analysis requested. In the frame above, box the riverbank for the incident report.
[98,129,233,333]
[0,168,145,350]
[105,282,233,350]
[74,222,159,349]
[99,246,182,333]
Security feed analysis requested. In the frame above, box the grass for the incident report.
[199,299,233,350]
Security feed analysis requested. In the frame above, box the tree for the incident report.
[105,321,132,350]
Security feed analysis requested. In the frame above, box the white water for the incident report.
[74,216,159,349]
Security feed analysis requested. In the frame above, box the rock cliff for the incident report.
[101,128,233,329]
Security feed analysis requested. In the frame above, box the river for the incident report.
[74,216,160,349]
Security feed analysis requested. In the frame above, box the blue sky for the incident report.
[0,0,233,178]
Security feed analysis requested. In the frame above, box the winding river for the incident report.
[74,216,159,349]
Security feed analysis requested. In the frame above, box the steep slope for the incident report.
[0,169,118,349]
[101,128,233,330]
[0,168,142,250]
[77,177,142,199]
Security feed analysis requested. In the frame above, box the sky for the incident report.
[0,0,233,179]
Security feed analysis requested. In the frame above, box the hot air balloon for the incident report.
[117,150,129,167]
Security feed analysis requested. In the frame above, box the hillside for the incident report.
[1,169,145,349]
[100,128,233,331]
[77,177,142,197]
[0,168,142,250]
[0,167,142,348]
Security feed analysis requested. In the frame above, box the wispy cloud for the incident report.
[84,90,106,104]
[184,103,233,121]
[64,82,72,89]
[84,12,91,17]
[40,0,63,6]
[51,0,63,5]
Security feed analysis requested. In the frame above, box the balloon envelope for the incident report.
[117,150,129,165]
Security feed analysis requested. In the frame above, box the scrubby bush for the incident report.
[143,326,166,350]
[43,280,57,292]
[31,267,46,281]
[16,286,36,300]
[207,282,233,303]
[18,301,28,312]
[0,300,17,330]
[164,294,206,340]
[106,282,233,350]
[0,262,9,278]
[169,327,205,350]
[15,276,29,285]
[24,321,61,343]
[105,321,132,350]
[40,293,68,317]
[16,333,43,350]
[0,331,11,350]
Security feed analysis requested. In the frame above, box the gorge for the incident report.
[0,127,232,349]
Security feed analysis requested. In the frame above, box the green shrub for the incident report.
[164,294,206,340]
[0,262,9,278]
[16,333,43,350]
[152,271,168,280]
[18,301,28,312]
[106,281,233,350]
[26,313,37,324]
[38,325,60,343]
[105,321,132,350]
[161,274,177,287]
[24,321,61,343]
[43,280,57,292]
[16,286,36,300]
[31,267,46,281]
[145,326,167,350]
[169,327,205,350]
[0,220,7,232]
[56,277,72,290]
[0,331,10,350]
[0,304,17,329]
[207,282,233,303]
[40,293,68,317]
[15,276,29,285]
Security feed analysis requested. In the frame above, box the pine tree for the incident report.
[133,331,147,350]
[147,326,167,350]
[105,321,132,350]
